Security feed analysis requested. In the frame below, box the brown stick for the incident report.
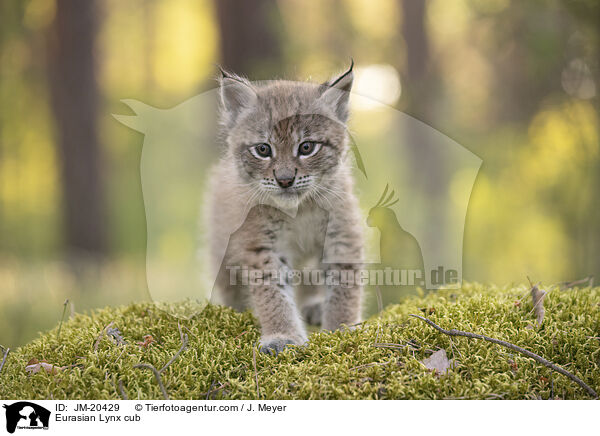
[117,379,128,400]
[202,382,229,399]
[559,276,594,290]
[131,324,190,399]
[0,346,10,374]
[56,299,69,341]
[93,321,114,352]
[159,323,189,374]
[372,343,407,350]
[349,360,393,371]
[133,363,169,400]
[410,314,598,399]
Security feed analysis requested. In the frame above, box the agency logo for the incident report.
[2,402,50,434]
[114,72,481,316]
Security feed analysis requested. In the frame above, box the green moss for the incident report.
[1,283,598,399]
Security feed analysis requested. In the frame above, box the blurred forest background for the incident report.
[0,0,598,347]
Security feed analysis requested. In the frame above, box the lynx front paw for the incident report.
[259,336,302,355]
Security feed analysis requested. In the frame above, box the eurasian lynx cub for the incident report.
[207,64,364,355]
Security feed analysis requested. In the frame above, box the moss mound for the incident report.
[1,283,598,399]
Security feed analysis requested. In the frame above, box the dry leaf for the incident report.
[137,335,155,349]
[421,349,455,375]
[25,358,64,375]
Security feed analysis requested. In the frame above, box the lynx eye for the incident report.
[298,141,322,157]
[250,143,272,160]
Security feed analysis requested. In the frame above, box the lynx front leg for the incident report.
[323,263,363,331]
[321,210,364,331]
[247,257,307,355]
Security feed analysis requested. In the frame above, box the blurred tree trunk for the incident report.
[214,0,282,77]
[46,0,106,255]
[559,0,600,279]
[400,0,431,120]
[399,0,448,264]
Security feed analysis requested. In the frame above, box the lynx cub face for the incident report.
[220,67,353,209]
[208,63,363,355]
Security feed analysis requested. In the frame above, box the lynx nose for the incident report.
[274,168,297,189]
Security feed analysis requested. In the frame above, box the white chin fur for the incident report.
[259,190,304,211]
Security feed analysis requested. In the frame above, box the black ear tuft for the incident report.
[217,65,228,79]
[328,58,354,89]
[322,59,354,89]
[320,60,355,122]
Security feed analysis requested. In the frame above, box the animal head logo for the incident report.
[114,69,482,316]
[3,402,50,433]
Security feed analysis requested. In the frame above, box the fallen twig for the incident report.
[202,381,229,399]
[234,331,249,340]
[559,276,594,290]
[93,321,115,352]
[206,380,216,399]
[0,346,10,375]
[234,331,249,347]
[181,325,195,339]
[372,343,407,350]
[449,337,463,359]
[349,360,393,371]
[56,299,69,341]
[114,347,126,364]
[117,379,128,400]
[485,393,506,400]
[410,314,598,399]
[374,324,381,345]
[133,363,169,400]
[131,324,190,399]
[159,323,189,374]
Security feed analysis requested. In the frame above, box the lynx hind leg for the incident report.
[295,257,326,326]
[212,262,249,312]
[300,300,323,326]
[298,284,325,326]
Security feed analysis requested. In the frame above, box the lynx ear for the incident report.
[320,60,354,122]
[218,68,257,125]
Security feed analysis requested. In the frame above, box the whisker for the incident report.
[315,182,346,204]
